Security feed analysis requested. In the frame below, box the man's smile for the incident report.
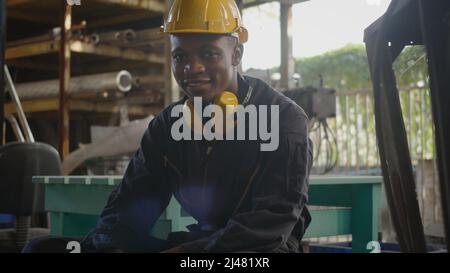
[183,78,212,88]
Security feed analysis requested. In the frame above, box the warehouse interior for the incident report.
[0,0,449,253]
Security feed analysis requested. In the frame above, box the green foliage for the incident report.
[294,44,434,169]
[295,44,371,91]
[293,43,428,92]
[393,45,428,88]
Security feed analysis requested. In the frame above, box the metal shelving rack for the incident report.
[4,0,170,158]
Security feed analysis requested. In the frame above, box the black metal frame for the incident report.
[0,1,5,146]
[364,0,450,252]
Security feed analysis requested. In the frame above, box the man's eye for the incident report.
[173,54,185,62]
[203,52,220,58]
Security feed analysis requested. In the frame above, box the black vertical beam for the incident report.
[364,1,427,252]
[0,1,5,145]
[418,0,450,250]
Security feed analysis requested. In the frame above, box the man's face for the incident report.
[170,34,242,102]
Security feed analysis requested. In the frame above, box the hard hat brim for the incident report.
[163,27,248,44]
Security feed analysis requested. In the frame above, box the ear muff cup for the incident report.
[182,91,238,136]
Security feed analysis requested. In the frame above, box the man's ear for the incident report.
[232,44,244,66]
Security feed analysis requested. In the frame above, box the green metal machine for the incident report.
[33,175,382,253]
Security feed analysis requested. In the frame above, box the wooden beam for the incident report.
[5,98,59,113]
[96,0,165,13]
[6,0,33,8]
[70,100,160,116]
[7,32,59,48]
[87,11,153,28]
[5,98,160,116]
[6,39,59,60]
[7,0,166,11]
[72,60,157,75]
[59,1,71,159]
[70,40,165,64]
[6,39,165,64]
[8,57,162,73]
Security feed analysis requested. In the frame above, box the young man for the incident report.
[24,0,312,253]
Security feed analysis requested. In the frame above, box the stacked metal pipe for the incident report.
[15,70,133,100]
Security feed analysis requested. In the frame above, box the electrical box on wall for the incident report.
[284,87,336,120]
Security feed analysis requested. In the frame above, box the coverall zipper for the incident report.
[164,142,260,226]
[201,141,215,218]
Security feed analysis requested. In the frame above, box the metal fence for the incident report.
[311,87,436,175]
[306,87,444,244]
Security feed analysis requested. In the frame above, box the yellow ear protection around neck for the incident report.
[182,91,239,136]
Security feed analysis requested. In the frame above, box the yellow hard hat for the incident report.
[162,0,248,44]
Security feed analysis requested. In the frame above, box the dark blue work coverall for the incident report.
[25,74,312,253]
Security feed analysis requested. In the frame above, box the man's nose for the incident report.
[184,57,206,74]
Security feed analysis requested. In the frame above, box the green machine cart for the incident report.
[33,175,382,252]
